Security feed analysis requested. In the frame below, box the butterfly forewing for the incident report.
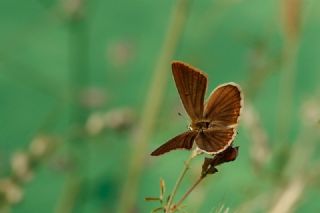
[204,83,243,127]
[151,131,198,156]
[195,128,236,154]
[172,62,207,121]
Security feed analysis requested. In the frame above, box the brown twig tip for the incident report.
[201,146,239,177]
[160,178,166,202]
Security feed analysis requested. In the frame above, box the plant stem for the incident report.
[117,0,191,212]
[276,0,300,146]
[276,39,299,144]
[172,175,204,211]
[55,2,90,212]
[166,151,196,213]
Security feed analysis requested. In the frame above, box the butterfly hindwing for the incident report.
[195,128,236,154]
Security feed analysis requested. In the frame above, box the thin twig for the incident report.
[267,176,306,213]
[166,151,196,212]
[172,175,204,212]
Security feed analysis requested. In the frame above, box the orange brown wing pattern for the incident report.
[172,61,208,121]
[204,83,243,127]
[195,128,236,154]
[151,131,198,156]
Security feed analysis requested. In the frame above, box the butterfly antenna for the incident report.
[178,112,190,128]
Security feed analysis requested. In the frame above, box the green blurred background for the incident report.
[1,0,320,212]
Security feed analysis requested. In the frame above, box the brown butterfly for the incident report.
[151,61,243,156]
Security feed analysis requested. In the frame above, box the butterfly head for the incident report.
[189,120,210,131]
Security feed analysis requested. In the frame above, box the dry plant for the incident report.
[236,97,320,213]
[0,135,56,212]
[0,105,134,213]
[1,1,135,211]
[236,1,320,212]
[146,146,239,213]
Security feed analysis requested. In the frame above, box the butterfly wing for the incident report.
[204,83,243,128]
[195,128,236,154]
[151,131,198,156]
[172,61,208,121]
[196,83,243,154]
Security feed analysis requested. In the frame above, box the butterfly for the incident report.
[151,61,243,156]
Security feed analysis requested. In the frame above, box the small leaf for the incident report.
[145,197,161,202]
[166,195,171,203]
[152,207,165,212]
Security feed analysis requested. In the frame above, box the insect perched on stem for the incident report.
[151,61,243,156]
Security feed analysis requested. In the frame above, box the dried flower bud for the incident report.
[29,135,54,159]
[301,99,320,126]
[103,108,135,130]
[86,113,105,135]
[107,40,134,68]
[11,152,33,182]
[201,160,218,175]
[86,108,135,135]
[0,179,23,204]
[201,146,239,177]
[80,87,107,109]
[62,0,84,19]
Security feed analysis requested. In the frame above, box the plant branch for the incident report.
[166,151,196,212]
[55,1,90,212]
[172,175,204,212]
